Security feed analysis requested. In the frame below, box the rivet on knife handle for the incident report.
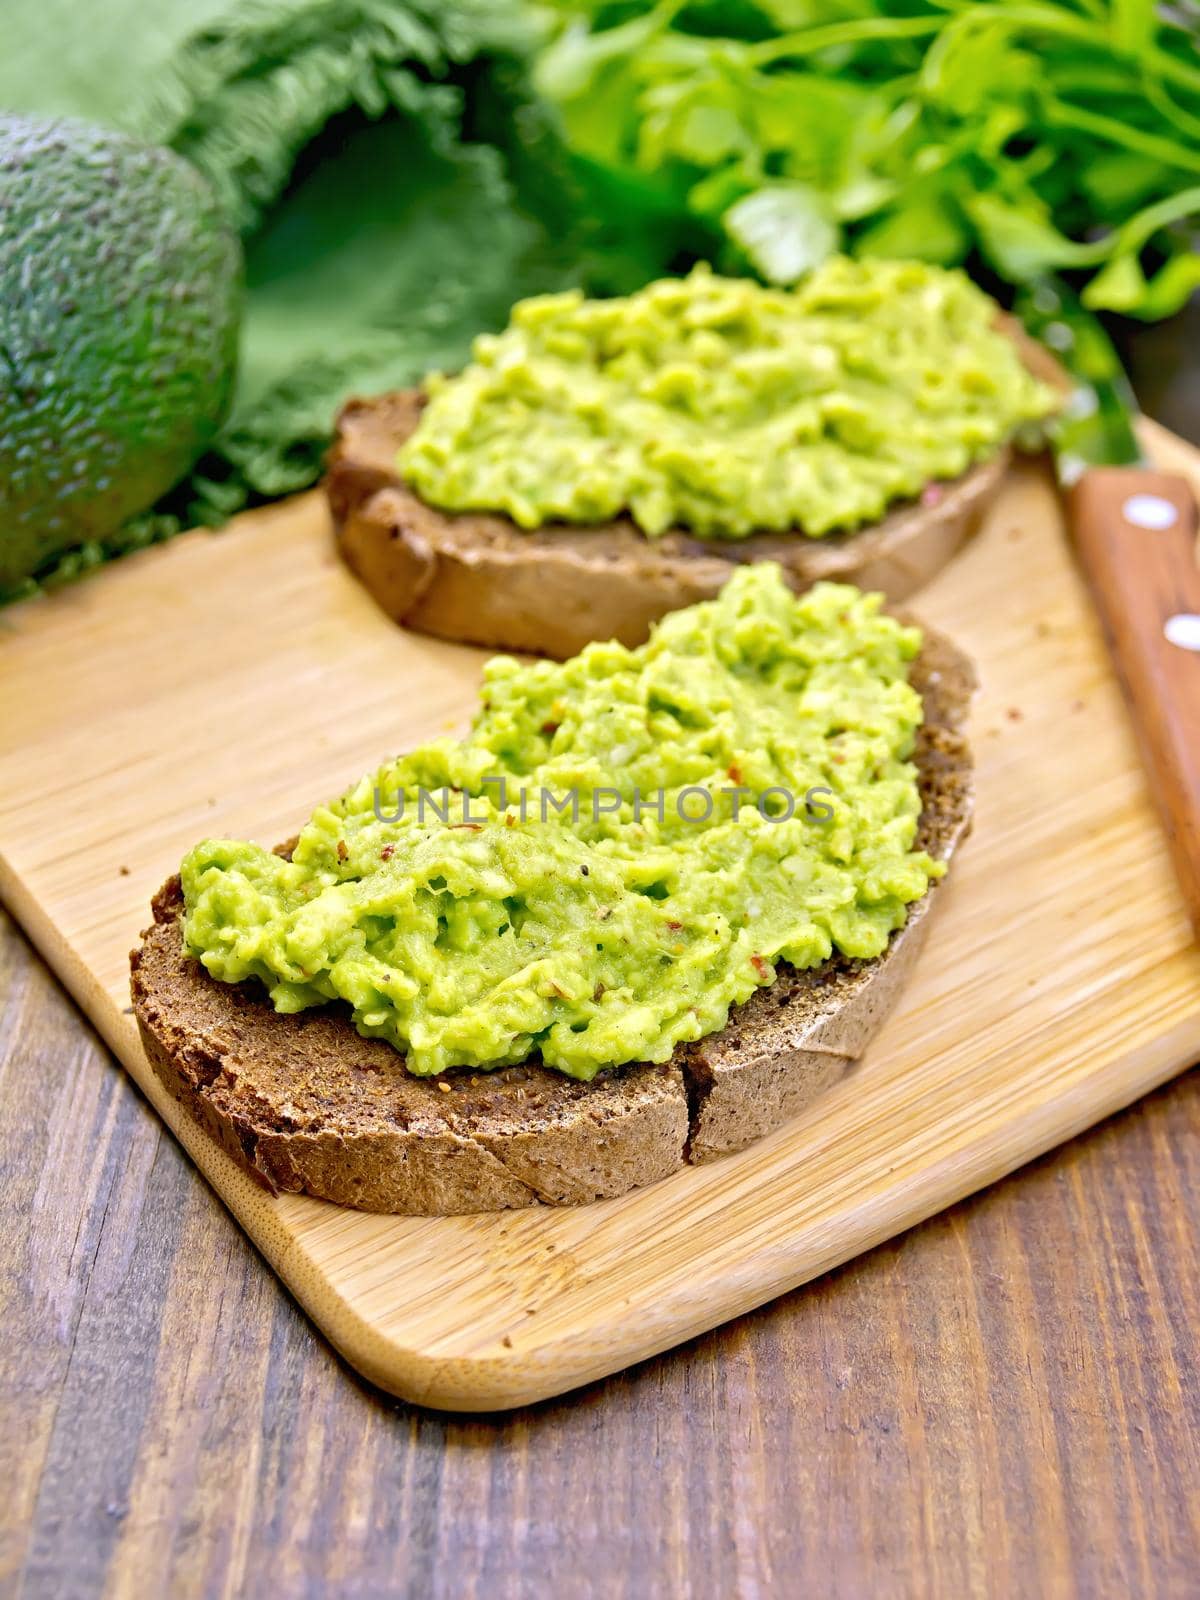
[1067,466,1200,939]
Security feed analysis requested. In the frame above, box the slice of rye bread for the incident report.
[130,632,974,1216]
[325,320,1065,659]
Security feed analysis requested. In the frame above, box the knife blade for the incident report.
[1017,280,1200,940]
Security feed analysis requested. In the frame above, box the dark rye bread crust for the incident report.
[324,322,1065,659]
[130,633,974,1215]
[327,390,1006,659]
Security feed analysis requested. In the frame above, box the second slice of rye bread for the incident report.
[324,319,1065,659]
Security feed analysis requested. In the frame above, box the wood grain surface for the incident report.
[3,907,1197,1598]
[3,429,1200,1409]
[4,330,1200,1591]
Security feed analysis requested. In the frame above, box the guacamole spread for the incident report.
[398,257,1056,540]
[181,569,942,1079]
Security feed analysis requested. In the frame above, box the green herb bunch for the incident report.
[537,0,1200,315]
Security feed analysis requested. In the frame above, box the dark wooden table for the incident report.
[4,320,1199,1599]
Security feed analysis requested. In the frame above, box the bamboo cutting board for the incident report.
[2,424,1199,1411]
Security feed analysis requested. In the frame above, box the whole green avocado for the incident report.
[0,114,241,591]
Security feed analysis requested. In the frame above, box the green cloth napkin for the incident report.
[0,0,578,572]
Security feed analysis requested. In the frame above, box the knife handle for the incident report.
[1067,466,1200,939]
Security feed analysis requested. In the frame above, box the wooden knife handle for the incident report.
[1067,466,1200,939]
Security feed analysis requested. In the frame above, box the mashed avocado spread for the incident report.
[398,257,1056,540]
[181,569,943,1079]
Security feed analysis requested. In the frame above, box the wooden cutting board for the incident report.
[2,424,1199,1412]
